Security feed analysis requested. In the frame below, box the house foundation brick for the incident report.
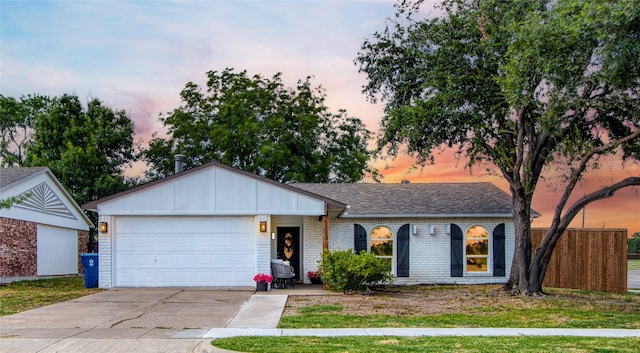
[78,230,89,274]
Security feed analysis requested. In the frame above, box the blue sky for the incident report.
[2,0,428,139]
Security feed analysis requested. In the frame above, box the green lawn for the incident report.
[0,277,100,316]
[214,284,640,352]
[212,336,640,353]
[280,286,640,329]
[629,259,640,270]
[279,308,640,329]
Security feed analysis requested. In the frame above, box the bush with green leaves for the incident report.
[629,233,640,254]
[319,249,392,293]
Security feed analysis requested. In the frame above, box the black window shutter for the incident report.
[354,224,367,254]
[493,223,506,277]
[396,224,410,277]
[450,224,463,277]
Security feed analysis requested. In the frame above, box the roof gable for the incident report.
[292,182,516,217]
[0,167,93,229]
[84,161,345,216]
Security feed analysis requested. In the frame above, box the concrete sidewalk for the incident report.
[0,338,229,353]
[225,294,288,329]
[206,327,640,339]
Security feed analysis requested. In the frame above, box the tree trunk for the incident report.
[527,228,563,295]
[504,188,534,294]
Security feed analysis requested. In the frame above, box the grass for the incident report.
[280,310,640,329]
[280,287,640,329]
[629,259,640,270]
[299,304,343,314]
[0,277,100,316]
[212,336,640,353]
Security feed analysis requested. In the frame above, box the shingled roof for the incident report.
[292,182,515,218]
[0,167,48,189]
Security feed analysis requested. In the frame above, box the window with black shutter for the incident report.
[397,224,410,277]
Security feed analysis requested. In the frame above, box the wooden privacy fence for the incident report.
[531,228,628,293]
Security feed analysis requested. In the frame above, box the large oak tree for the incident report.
[143,68,376,183]
[356,0,640,295]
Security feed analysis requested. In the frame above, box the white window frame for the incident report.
[464,224,491,275]
[369,225,395,274]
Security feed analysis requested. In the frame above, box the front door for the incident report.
[277,227,300,280]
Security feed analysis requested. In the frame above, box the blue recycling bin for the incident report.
[80,253,99,288]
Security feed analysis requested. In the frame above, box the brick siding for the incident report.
[0,217,37,277]
[78,230,89,274]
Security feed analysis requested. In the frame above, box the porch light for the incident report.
[99,222,108,233]
[259,221,267,233]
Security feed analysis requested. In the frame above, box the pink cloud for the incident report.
[376,152,640,235]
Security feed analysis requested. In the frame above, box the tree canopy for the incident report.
[142,68,376,183]
[0,93,137,206]
[356,0,640,294]
[0,94,48,167]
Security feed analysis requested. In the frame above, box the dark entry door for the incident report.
[277,227,300,280]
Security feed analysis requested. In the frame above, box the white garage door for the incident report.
[37,224,78,276]
[114,216,255,287]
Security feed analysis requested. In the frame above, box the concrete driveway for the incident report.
[0,287,253,353]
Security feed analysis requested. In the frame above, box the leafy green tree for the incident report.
[0,94,50,167]
[356,0,640,295]
[24,94,137,206]
[142,68,376,183]
[629,233,640,254]
[1,94,137,241]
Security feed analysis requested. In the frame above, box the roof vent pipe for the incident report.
[174,154,185,174]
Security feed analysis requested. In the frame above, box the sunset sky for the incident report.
[1,0,638,235]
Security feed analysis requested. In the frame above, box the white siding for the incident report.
[302,216,514,285]
[255,215,272,276]
[98,215,113,288]
[98,166,325,216]
[302,216,323,283]
[36,224,78,276]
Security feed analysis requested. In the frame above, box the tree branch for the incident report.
[514,108,526,186]
[558,176,640,231]
[551,128,640,229]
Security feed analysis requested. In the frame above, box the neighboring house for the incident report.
[0,167,93,282]
[83,160,520,289]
